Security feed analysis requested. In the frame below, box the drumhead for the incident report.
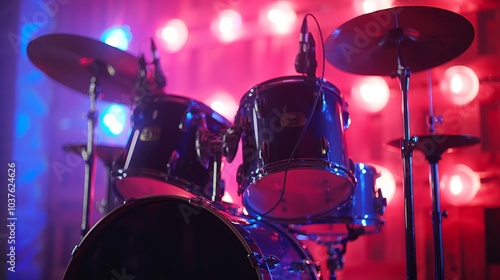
[64,195,262,280]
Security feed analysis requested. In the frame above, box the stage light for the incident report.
[371,164,396,204]
[354,0,393,14]
[205,91,238,121]
[100,25,132,51]
[157,19,188,53]
[211,9,242,42]
[440,65,479,105]
[99,104,127,136]
[440,164,481,206]
[350,76,390,113]
[259,1,296,35]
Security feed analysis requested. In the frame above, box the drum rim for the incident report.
[249,75,341,95]
[240,159,355,187]
[239,160,355,224]
[133,93,232,127]
[112,168,207,199]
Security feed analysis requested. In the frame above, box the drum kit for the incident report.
[26,5,481,280]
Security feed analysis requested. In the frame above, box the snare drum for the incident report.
[113,94,231,199]
[289,163,386,242]
[235,76,355,223]
[63,195,320,280]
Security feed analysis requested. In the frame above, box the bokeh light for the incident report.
[440,164,481,206]
[211,9,243,42]
[157,18,189,53]
[350,76,390,113]
[371,164,396,204]
[205,91,238,121]
[100,25,133,50]
[354,0,393,14]
[259,1,297,35]
[440,65,479,105]
[99,104,128,136]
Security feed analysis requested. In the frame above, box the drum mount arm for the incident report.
[195,126,225,203]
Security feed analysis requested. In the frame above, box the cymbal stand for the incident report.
[81,76,100,239]
[97,165,116,215]
[389,22,418,279]
[210,137,224,203]
[425,69,446,280]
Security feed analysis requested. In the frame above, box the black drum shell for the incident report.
[236,76,355,223]
[114,94,231,199]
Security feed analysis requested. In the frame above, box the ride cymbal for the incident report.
[325,6,475,76]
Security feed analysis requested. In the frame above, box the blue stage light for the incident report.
[100,25,132,50]
[99,104,127,136]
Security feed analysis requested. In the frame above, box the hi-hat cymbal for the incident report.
[63,144,124,168]
[325,6,475,76]
[386,134,480,162]
[27,33,139,105]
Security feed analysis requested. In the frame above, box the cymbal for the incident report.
[63,144,124,167]
[325,6,475,76]
[386,134,480,162]
[27,33,138,105]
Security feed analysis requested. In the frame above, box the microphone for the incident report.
[150,38,167,88]
[132,54,148,101]
[294,16,309,74]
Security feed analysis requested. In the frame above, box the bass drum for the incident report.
[113,94,231,200]
[63,195,320,280]
[236,76,355,223]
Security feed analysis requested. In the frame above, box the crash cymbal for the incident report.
[27,33,138,105]
[325,6,475,76]
[386,134,480,161]
[63,144,124,167]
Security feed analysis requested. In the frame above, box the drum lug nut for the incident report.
[123,198,136,205]
[320,136,330,155]
[262,255,280,269]
[189,196,211,207]
[248,252,280,270]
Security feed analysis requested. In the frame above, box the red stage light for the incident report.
[350,76,390,113]
[205,91,238,122]
[440,164,481,206]
[354,0,393,14]
[157,19,188,53]
[440,65,479,105]
[371,164,396,205]
[211,9,243,42]
[259,1,296,35]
